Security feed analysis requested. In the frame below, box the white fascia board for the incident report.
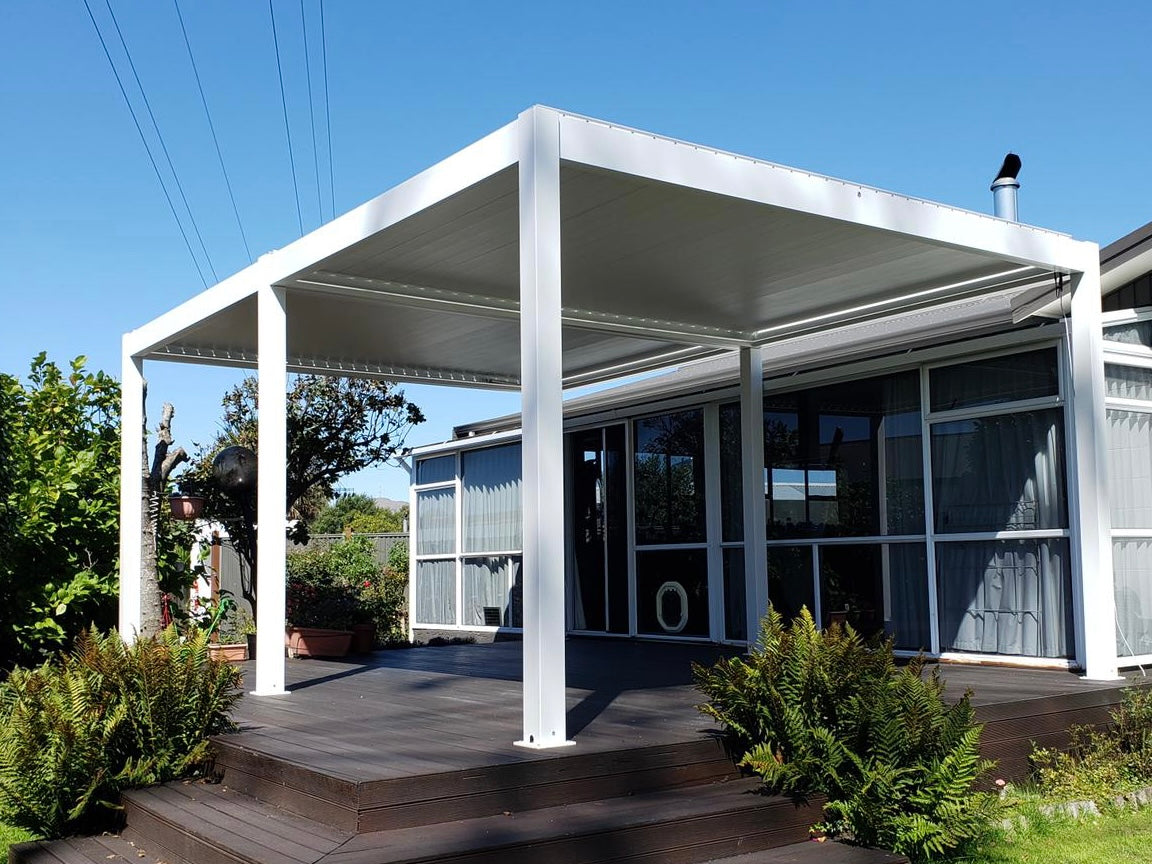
[266,121,519,286]
[556,111,1097,274]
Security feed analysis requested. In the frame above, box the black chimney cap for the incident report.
[994,153,1022,182]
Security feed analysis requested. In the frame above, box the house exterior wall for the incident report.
[409,307,1127,670]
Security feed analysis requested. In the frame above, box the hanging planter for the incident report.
[168,495,206,521]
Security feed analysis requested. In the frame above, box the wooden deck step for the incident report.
[704,841,908,863]
[120,777,822,864]
[214,734,739,832]
[9,834,167,864]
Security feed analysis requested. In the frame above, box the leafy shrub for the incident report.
[286,536,407,640]
[386,539,409,576]
[0,627,242,838]
[362,567,408,645]
[0,356,121,671]
[1030,687,1152,803]
[695,608,996,862]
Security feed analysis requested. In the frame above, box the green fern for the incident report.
[0,626,242,838]
[695,607,997,862]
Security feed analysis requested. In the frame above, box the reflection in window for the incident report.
[634,409,706,545]
[761,372,923,539]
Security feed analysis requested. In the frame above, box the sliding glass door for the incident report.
[568,426,629,634]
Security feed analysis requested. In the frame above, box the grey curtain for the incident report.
[936,539,1071,657]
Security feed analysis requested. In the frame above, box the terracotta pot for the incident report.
[351,623,377,654]
[168,495,206,520]
[207,642,248,663]
[285,626,353,659]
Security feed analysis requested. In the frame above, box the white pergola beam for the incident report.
[557,111,1097,274]
[739,347,769,644]
[118,349,145,641]
[1067,265,1120,680]
[268,123,519,287]
[253,285,289,696]
[516,106,571,749]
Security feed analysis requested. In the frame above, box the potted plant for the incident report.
[193,594,249,663]
[285,549,358,659]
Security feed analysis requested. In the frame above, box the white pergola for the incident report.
[119,106,1116,749]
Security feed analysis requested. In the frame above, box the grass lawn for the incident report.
[963,805,1152,863]
[1,820,36,849]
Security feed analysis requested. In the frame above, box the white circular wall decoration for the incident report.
[655,580,689,633]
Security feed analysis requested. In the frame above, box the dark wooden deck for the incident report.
[222,637,1148,784]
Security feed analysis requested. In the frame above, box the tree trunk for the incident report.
[138,400,187,638]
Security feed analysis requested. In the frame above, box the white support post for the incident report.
[1067,265,1119,680]
[118,348,145,641]
[254,284,289,696]
[740,347,769,645]
[516,106,572,749]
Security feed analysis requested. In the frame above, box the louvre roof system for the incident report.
[124,107,1095,390]
[121,106,1110,747]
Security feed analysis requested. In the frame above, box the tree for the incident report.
[179,375,423,617]
[137,401,189,637]
[311,494,406,535]
[0,355,121,670]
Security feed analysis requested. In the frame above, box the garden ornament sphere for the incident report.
[212,446,257,496]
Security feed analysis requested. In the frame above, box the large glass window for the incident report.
[928,348,1058,412]
[936,539,1071,658]
[930,347,1071,659]
[415,488,455,555]
[413,560,455,625]
[820,543,929,650]
[760,372,922,539]
[634,409,707,545]
[1106,360,1152,660]
[416,455,455,485]
[931,409,1066,533]
[462,444,522,553]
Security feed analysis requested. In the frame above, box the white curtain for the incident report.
[462,557,511,626]
[1115,540,1152,658]
[414,560,455,625]
[937,539,1070,657]
[416,488,455,555]
[462,444,522,553]
[1107,409,1152,529]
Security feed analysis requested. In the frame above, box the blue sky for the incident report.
[2,1,1150,501]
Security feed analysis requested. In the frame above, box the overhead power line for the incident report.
[102,0,218,283]
[320,0,334,221]
[301,0,322,226]
[81,0,208,288]
[173,0,252,262]
[270,0,305,236]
